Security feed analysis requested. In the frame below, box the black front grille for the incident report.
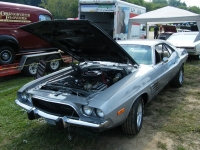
[32,97,79,118]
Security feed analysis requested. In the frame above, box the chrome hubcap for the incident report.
[50,60,59,70]
[29,63,38,74]
[179,69,183,84]
[0,50,12,62]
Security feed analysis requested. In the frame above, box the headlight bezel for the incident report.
[81,106,104,118]
[82,105,93,116]
[95,108,104,118]
[20,92,32,103]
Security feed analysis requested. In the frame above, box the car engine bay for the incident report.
[41,63,130,97]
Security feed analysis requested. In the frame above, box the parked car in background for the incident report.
[15,20,188,135]
[157,25,177,40]
[0,1,56,65]
[177,29,191,32]
[0,2,72,77]
[167,32,200,60]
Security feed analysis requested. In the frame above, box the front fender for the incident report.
[0,35,19,52]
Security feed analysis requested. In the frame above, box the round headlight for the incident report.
[21,92,32,102]
[96,108,104,118]
[82,106,93,116]
[21,92,28,100]
[27,94,32,102]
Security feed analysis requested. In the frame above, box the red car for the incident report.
[0,2,57,65]
[157,25,177,40]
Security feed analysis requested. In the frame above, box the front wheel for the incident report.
[0,46,15,65]
[171,67,184,88]
[122,97,144,135]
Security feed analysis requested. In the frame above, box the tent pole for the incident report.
[196,21,200,31]
[146,23,149,39]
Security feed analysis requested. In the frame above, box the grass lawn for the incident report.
[0,59,200,150]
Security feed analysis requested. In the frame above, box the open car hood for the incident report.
[20,20,137,65]
[162,25,177,33]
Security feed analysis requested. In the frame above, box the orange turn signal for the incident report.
[117,108,125,115]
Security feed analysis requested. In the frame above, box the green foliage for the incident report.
[126,0,144,5]
[143,1,154,12]
[168,0,181,7]
[187,6,200,14]
[2,0,200,17]
[152,0,168,5]
[40,0,78,19]
[1,0,41,6]
[157,141,167,150]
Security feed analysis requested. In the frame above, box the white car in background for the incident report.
[167,32,200,60]
[177,29,191,32]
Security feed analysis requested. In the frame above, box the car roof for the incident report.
[116,39,164,46]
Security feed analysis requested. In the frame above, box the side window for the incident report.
[39,14,52,21]
[163,44,171,58]
[155,44,162,64]
[155,43,174,64]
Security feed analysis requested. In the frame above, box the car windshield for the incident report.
[120,44,152,65]
[168,34,197,42]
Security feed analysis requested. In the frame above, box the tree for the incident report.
[125,0,144,6]
[1,0,29,4]
[30,0,42,6]
[179,1,186,7]
[168,0,181,7]
[187,6,200,14]
[40,0,78,19]
[143,2,154,12]
[152,0,167,5]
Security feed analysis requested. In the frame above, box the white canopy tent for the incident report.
[128,6,200,39]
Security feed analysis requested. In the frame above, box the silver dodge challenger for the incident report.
[15,20,188,135]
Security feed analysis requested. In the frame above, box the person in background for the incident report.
[160,25,162,33]
[154,24,159,39]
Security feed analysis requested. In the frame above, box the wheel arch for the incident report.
[182,63,185,72]
[121,92,148,121]
[140,92,149,106]
[0,35,20,53]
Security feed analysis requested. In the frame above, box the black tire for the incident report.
[46,55,61,72]
[171,66,184,88]
[23,58,38,77]
[0,46,15,65]
[122,97,144,135]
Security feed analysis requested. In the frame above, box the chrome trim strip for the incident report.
[15,100,32,111]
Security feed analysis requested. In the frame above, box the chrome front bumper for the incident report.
[15,100,110,130]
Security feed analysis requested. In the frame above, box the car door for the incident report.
[150,43,176,96]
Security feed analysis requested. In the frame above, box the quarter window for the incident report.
[162,44,171,58]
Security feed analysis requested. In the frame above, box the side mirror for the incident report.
[163,57,168,63]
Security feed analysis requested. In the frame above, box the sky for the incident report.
[181,0,200,7]
[144,0,200,7]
